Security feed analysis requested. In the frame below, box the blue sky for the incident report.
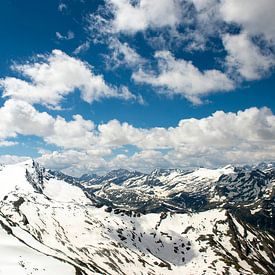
[0,0,274,175]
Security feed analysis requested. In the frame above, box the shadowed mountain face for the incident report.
[0,160,274,274]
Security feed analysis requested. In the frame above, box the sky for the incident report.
[0,0,275,176]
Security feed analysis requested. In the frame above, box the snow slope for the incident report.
[0,219,75,275]
[0,160,274,275]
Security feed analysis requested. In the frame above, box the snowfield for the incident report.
[0,160,274,275]
[0,220,75,275]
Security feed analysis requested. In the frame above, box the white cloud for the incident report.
[0,99,96,150]
[37,149,172,176]
[38,106,275,174]
[0,50,138,108]
[110,149,171,172]
[88,0,275,91]
[184,0,221,50]
[223,32,275,80]
[73,41,90,55]
[37,150,107,176]
[97,119,146,147]
[169,107,275,148]
[0,98,145,152]
[45,114,96,149]
[38,150,97,170]
[106,38,145,68]
[190,0,275,47]
[217,1,275,81]
[2,93,275,168]
[96,107,275,172]
[220,0,275,42]
[132,51,234,104]
[56,31,75,40]
[1,102,273,174]
[0,99,54,140]
[95,107,275,151]
[108,0,182,33]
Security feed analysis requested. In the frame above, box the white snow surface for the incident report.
[0,160,274,275]
[0,160,34,200]
[0,220,75,275]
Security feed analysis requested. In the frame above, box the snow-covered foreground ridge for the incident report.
[0,160,274,274]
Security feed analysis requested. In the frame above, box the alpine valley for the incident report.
[0,160,274,275]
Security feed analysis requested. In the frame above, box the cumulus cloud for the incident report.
[87,0,275,100]
[220,0,275,42]
[4,94,274,158]
[108,0,182,33]
[37,150,110,176]
[0,99,53,139]
[1,99,274,174]
[132,51,234,104]
[223,32,275,80]
[189,0,275,49]
[87,106,275,171]
[219,1,275,81]
[0,50,138,108]
[109,150,171,172]
[169,107,275,147]
[182,0,221,50]
[0,99,96,150]
[97,119,146,147]
[193,0,275,84]
[36,148,187,176]
[95,107,275,151]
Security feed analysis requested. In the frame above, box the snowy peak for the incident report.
[0,160,90,204]
[0,160,39,200]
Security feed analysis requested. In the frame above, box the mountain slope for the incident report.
[0,220,75,275]
[81,164,275,231]
[0,160,274,274]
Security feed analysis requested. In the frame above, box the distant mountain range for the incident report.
[0,160,274,274]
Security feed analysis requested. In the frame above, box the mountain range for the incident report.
[0,160,274,274]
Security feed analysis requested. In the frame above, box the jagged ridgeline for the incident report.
[0,160,274,274]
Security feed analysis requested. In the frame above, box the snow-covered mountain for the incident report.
[79,164,275,224]
[0,160,274,274]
